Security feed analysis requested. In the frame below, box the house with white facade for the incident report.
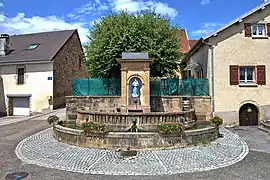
[0,30,88,116]
[181,1,270,126]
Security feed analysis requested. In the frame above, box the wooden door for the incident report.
[239,103,258,126]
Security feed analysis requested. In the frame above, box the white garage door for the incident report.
[13,97,30,116]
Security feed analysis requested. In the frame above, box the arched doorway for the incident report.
[239,103,258,126]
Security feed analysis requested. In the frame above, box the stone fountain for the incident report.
[53,52,218,151]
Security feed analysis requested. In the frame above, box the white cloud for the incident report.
[191,22,223,37]
[201,0,211,5]
[110,0,178,19]
[0,0,178,44]
[0,13,89,43]
[0,2,3,7]
[67,1,109,20]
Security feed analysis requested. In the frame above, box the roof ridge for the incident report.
[9,29,76,37]
[204,1,270,40]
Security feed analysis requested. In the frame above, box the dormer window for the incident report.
[252,24,266,37]
[26,43,40,50]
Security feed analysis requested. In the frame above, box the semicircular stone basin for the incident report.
[52,109,219,150]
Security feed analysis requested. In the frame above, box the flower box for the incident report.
[120,150,137,157]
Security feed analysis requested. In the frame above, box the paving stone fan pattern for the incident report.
[15,128,249,175]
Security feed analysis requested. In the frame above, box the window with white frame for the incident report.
[239,66,255,83]
[252,24,266,37]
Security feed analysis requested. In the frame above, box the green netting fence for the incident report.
[72,78,209,96]
[72,78,121,96]
[150,78,209,96]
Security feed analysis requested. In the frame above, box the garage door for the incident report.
[13,97,30,116]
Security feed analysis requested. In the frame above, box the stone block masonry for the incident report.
[53,31,89,110]
[66,96,211,122]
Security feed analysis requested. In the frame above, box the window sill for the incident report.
[239,83,258,87]
[252,36,269,39]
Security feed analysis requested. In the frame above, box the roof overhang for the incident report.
[184,63,202,71]
[181,38,204,64]
[181,1,270,65]
[203,1,270,40]
[0,59,52,65]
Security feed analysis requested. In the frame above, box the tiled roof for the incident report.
[188,40,198,49]
[0,29,77,63]
[176,29,190,53]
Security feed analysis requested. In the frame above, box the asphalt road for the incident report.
[1,119,270,180]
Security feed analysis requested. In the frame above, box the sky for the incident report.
[0,0,268,43]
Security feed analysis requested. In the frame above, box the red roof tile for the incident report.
[176,29,190,53]
[189,40,198,49]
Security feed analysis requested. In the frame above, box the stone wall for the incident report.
[66,96,121,121]
[53,124,218,150]
[66,96,211,122]
[53,30,89,109]
[151,96,211,121]
[76,109,196,132]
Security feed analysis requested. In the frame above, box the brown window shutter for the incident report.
[230,65,239,85]
[244,23,252,37]
[257,65,266,85]
[267,23,270,37]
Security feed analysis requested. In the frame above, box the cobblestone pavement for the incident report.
[15,127,248,176]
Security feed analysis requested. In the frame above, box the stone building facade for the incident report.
[53,32,88,109]
[182,1,270,125]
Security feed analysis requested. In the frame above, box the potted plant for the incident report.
[120,146,137,157]
[157,122,185,135]
[209,116,223,138]
[81,121,106,137]
[47,115,59,125]
[209,116,223,127]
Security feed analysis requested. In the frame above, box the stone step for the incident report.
[258,126,270,134]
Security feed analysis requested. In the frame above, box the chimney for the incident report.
[0,34,10,56]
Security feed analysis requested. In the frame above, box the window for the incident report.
[230,65,266,86]
[17,67,25,84]
[239,67,255,83]
[244,23,270,37]
[252,24,266,37]
[26,43,40,50]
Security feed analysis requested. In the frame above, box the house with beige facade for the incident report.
[0,29,88,116]
[182,1,270,126]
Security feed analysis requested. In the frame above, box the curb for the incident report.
[0,108,65,126]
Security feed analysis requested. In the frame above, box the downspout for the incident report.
[202,40,215,117]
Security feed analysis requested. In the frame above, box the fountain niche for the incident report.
[53,53,219,150]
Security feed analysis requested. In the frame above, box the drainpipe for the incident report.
[202,40,215,118]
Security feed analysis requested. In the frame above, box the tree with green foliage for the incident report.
[84,10,183,78]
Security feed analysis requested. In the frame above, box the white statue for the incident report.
[131,79,139,98]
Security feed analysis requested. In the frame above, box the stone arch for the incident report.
[238,101,259,126]
[237,100,261,119]
[127,74,144,83]
[127,76,143,106]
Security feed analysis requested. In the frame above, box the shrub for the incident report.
[47,115,59,125]
[157,122,185,134]
[209,116,223,126]
[82,121,106,135]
